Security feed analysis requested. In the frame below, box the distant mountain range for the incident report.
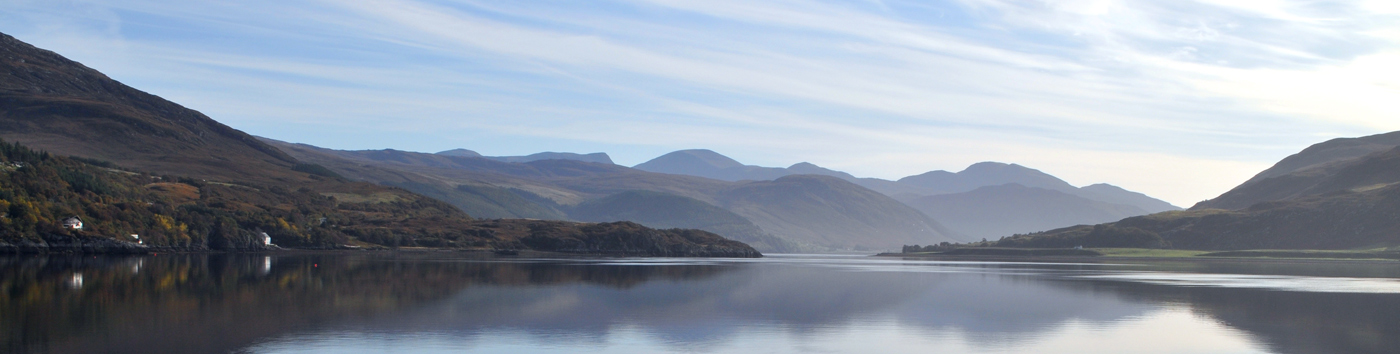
[261,143,1183,249]
[633,149,1179,239]
[265,141,959,252]
[436,149,615,165]
[1000,131,1400,250]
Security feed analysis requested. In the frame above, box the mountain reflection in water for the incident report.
[4,254,1399,354]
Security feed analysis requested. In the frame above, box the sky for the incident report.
[2,0,1398,206]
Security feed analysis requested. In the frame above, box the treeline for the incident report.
[0,139,504,251]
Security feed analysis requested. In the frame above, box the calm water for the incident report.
[6,254,1400,354]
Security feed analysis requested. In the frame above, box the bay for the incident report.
[5,253,1400,354]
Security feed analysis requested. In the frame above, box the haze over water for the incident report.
[7,254,1400,354]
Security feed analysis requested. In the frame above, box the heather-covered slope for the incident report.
[998,137,1400,250]
[0,33,300,185]
[1196,131,1400,210]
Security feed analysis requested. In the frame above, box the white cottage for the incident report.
[260,232,274,246]
[62,217,83,230]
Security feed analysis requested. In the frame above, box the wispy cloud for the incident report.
[1,0,1396,205]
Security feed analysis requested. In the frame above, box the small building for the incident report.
[260,232,273,246]
[130,234,142,245]
[62,217,83,230]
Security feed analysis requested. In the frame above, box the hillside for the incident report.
[0,33,301,185]
[997,136,1400,250]
[1196,131,1400,210]
[903,184,1148,239]
[568,190,802,252]
[0,32,759,257]
[719,175,959,250]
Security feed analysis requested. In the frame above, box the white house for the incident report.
[260,232,273,246]
[62,217,83,230]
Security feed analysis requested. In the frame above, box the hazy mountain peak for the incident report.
[962,161,1016,171]
[1078,183,1180,212]
[632,149,754,180]
[640,149,744,169]
[492,152,614,165]
[436,148,482,157]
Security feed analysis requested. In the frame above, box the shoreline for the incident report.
[872,252,1400,264]
[0,246,763,258]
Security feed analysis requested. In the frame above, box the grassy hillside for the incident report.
[0,33,302,185]
[995,182,1400,250]
[1197,133,1400,210]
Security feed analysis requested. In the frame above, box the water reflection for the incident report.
[4,254,1399,354]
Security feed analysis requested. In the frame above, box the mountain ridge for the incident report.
[1000,131,1400,250]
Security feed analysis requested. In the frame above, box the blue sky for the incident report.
[3,0,1398,206]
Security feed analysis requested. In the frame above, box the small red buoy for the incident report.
[314,264,318,267]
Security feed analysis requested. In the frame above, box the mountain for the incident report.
[0,33,300,185]
[1077,183,1180,214]
[435,149,614,164]
[268,141,960,251]
[719,175,959,250]
[490,152,614,164]
[999,134,1400,250]
[633,149,1179,237]
[1195,131,1400,210]
[633,149,789,181]
[902,184,1149,240]
[0,32,758,257]
[568,190,802,252]
[897,162,1077,195]
[634,151,1176,210]
[436,149,482,158]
